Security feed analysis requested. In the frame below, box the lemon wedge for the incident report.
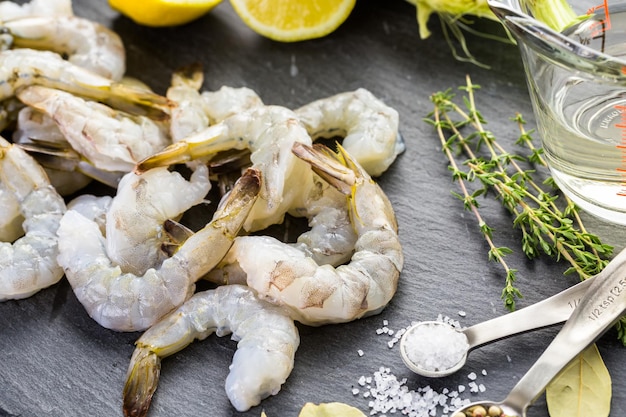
[109,0,223,27]
[229,0,356,42]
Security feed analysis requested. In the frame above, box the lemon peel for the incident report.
[229,0,356,42]
[108,0,223,27]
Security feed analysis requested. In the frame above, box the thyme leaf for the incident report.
[429,76,622,342]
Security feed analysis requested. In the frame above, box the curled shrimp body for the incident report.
[0,135,66,301]
[290,174,357,266]
[106,165,211,276]
[56,168,261,332]
[123,284,299,415]
[16,85,170,173]
[13,105,94,195]
[0,48,169,119]
[2,15,126,80]
[295,88,405,177]
[210,143,403,326]
[67,194,112,233]
[0,0,72,21]
[207,172,357,288]
[136,105,315,232]
[167,65,265,143]
[167,64,209,143]
[200,85,264,125]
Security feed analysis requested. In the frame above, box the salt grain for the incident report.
[356,367,473,416]
[358,349,365,357]
[402,323,469,372]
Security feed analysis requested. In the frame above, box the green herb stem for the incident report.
[429,75,614,313]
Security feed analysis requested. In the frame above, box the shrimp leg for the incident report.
[123,284,299,415]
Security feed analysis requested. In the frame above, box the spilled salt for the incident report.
[356,367,473,416]
[356,317,494,417]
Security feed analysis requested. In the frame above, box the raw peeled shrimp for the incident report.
[16,85,170,173]
[0,48,169,119]
[0,135,66,301]
[56,168,261,332]
[208,172,357,290]
[167,64,210,143]
[208,143,403,326]
[0,0,72,21]
[136,105,315,232]
[123,284,299,415]
[200,85,264,125]
[289,173,357,266]
[2,15,126,80]
[167,64,264,142]
[105,165,211,276]
[295,88,405,177]
[66,194,112,233]
[12,105,93,195]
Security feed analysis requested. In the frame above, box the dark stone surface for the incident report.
[0,1,625,416]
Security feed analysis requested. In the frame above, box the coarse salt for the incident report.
[356,367,473,417]
[402,322,469,372]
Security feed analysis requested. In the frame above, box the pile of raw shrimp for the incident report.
[0,0,406,415]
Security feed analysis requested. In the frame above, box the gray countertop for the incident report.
[1,1,625,416]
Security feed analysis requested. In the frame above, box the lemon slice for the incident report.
[109,0,223,27]
[229,0,356,42]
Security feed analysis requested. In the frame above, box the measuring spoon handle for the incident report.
[504,247,626,413]
[465,277,593,348]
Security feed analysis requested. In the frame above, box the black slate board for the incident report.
[1,1,625,416]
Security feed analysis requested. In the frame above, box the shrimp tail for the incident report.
[134,124,230,173]
[106,82,172,121]
[161,219,195,256]
[213,167,262,237]
[122,346,161,417]
[291,142,356,195]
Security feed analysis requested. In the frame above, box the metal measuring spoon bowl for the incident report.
[400,276,595,377]
[399,320,469,377]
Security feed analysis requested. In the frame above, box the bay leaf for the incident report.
[546,343,611,417]
[298,402,367,417]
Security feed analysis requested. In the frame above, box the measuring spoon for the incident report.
[448,246,626,417]
[400,276,593,377]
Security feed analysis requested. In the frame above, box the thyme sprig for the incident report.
[427,75,614,314]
